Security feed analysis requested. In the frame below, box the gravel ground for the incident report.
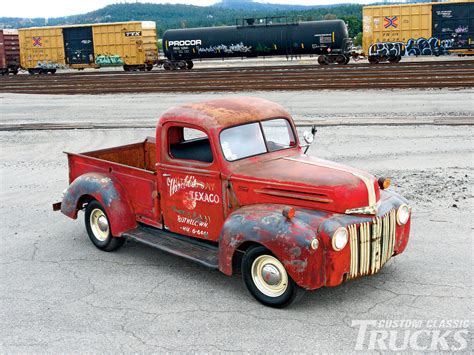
[0,90,473,352]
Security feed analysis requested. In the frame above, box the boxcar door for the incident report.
[63,26,94,65]
[158,124,224,242]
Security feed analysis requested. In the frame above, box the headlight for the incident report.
[397,204,410,225]
[332,227,348,251]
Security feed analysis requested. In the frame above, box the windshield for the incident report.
[220,118,296,161]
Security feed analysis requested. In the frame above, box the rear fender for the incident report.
[219,204,327,290]
[61,173,136,236]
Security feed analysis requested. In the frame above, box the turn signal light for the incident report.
[378,177,391,190]
[282,207,296,219]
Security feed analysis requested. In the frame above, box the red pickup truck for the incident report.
[55,97,411,307]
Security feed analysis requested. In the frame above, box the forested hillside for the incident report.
[0,2,363,38]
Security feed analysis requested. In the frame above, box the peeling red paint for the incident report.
[57,97,411,292]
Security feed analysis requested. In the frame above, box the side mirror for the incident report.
[303,125,317,154]
[303,131,314,144]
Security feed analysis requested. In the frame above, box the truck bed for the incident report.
[66,137,161,227]
[82,137,156,172]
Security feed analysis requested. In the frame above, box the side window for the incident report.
[168,126,213,163]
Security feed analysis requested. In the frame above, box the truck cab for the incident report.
[55,97,411,307]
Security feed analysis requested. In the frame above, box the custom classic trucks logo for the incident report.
[384,16,398,29]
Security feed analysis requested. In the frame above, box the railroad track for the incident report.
[1,60,473,94]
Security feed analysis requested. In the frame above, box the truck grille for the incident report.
[347,209,396,279]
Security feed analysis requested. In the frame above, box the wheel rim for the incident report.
[90,208,109,242]
[251,255,288,297]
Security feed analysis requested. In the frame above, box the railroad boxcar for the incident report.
[18,21,159,74]
[0,29,20,75]
[161,18,353,69]
[363,0,474,63]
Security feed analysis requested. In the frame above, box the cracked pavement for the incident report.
[0,92,473,352]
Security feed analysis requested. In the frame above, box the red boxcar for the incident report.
[0,29,20,75]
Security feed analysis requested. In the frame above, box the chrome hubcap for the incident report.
[251,255,288,297]
[90,209,109,242]
[261,264,281,286]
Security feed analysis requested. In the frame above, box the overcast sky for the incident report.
[3,1,375,18]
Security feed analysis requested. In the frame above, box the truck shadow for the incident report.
[120,238,397,312]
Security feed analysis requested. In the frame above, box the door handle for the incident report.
[162,173,171,177]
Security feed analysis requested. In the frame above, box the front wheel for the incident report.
[242,246,303,308]
[85,200,125,252]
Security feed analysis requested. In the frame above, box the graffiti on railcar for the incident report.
[198,42,252,54]
[95,54,125,66]
[369,37,455,57]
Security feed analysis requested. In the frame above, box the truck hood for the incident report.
[229,154,380,215]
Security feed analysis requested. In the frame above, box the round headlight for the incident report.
[397,204,410,225]
[332,227,348,251]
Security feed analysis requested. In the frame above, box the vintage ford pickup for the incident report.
[54,97,411,307]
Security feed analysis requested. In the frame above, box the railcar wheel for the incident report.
[388,56,398,63]
[317,55,328,65]
[186,60,194,70]
[242,246,303,308]
[163,62,172,70]
[368,56,379,64]
[336,55,346,64]
[85,200,125,252]
[146,64,153,71]
[344,55,351,64]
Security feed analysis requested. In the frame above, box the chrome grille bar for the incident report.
[347,209,396,280]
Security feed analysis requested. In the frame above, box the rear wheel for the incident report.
[85,200,125,252]
[242,246,303,308]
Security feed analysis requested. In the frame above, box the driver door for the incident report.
[158,124,224,241]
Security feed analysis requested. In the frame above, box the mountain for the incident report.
[0,2,363,38]
[215,0,317,11]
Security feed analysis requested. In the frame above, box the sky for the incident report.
[2,0,376,18]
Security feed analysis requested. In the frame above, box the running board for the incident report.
[122,225,219,269]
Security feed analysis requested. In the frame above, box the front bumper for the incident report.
[316,191,411,288]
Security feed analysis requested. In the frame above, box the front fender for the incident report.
[61,173,136,236]
[218,204,329,290]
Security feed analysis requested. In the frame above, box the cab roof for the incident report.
[158,96,292,131]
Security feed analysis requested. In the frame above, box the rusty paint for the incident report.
[57,96,411,294]
[60,172,137,237]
